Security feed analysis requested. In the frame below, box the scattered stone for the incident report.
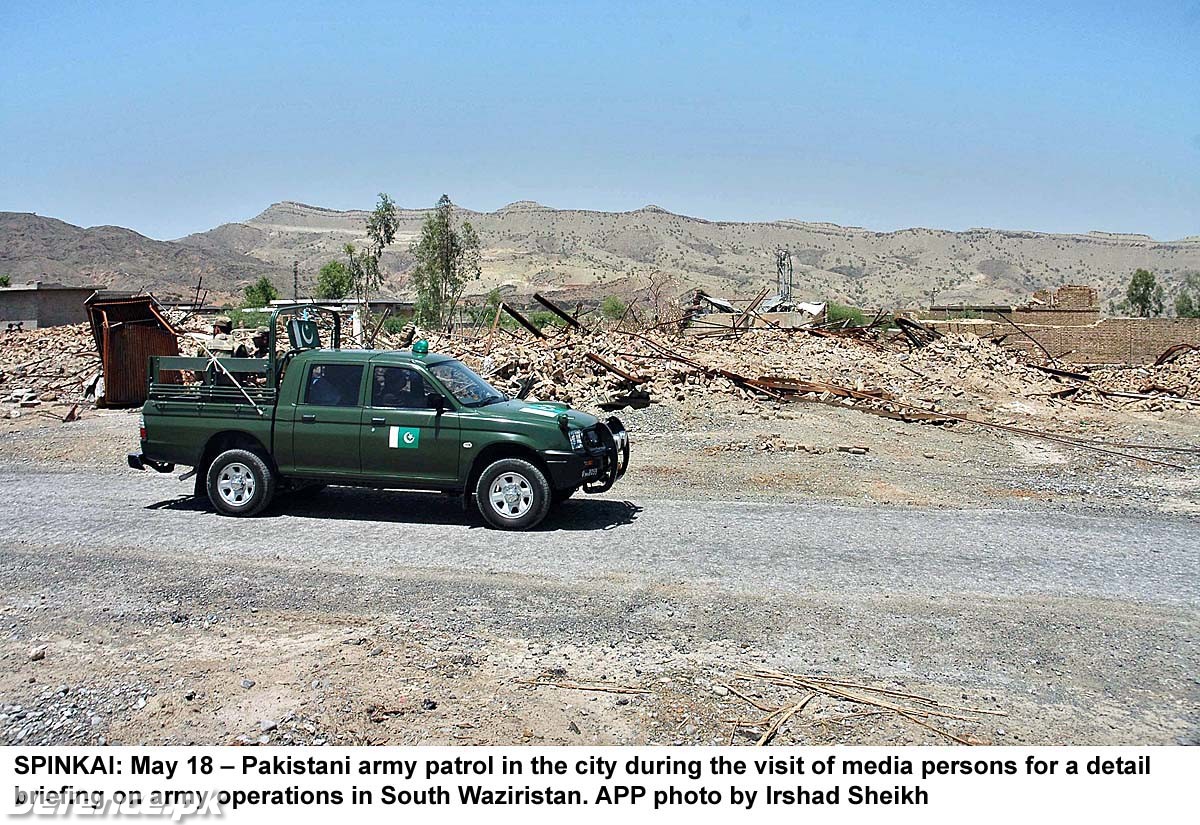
[28,645,46,662]
[567,721,581,734]
[240,679,256,689]
[421,699,437,711]
[259,720,277,732]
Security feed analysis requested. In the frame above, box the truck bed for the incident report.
[142,355,279,466]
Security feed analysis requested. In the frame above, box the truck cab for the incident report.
[129,306,629,530]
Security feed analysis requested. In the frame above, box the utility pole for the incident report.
[293,260,299,300]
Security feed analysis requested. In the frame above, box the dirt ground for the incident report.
[0,398,1197,747]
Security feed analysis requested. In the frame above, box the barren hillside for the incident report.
[0,212,287,301]
[182,200,1200,308]
[4,203,1197,308]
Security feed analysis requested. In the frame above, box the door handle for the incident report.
[371,417,386,426]
[301,413,316,423]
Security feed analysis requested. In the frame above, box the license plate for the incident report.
[582,467,599,479]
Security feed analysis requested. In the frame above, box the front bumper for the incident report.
[127,452,175,473]
[544,416,630,494]
[543,451,605,488]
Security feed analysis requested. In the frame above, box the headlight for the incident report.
[568,429,584,451]
[614,429,628,451]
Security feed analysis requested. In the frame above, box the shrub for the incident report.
[601,295,627,319]
[825,302,868,326]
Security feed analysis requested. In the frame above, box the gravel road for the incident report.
[2,467,1197,606]
[1,464,1197,746]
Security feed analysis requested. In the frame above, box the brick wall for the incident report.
[1009,308,1101,327]
[928,317,1200,365]
[1030,284,1099,310]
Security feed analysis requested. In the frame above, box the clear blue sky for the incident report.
[1,0,1196,240]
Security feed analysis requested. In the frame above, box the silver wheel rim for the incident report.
[488,471,534,519]
[217,462,256,507]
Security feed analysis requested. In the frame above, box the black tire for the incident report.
[551,486,578,505]
[475,458,551,530]
[206,449,275,517]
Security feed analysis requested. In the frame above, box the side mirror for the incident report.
[427,393,446,412]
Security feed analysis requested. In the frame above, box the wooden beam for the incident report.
[501,303,544,338]
[532,292,582,329]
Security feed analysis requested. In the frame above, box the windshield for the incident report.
[429,360,506,407]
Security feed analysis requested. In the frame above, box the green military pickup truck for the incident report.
[128,306,629,530]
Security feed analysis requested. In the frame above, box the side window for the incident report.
[304,363,364,407]
[371,366,436,409]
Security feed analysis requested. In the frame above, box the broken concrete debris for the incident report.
[0,323,101,418]
[2,293,1196,471]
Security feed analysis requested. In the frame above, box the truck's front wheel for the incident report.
[207,449,275,517]
[475,458,551,530]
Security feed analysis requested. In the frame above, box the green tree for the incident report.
[315,260,352,300]
[242,277,279,307]
[1126,268,1158,317]
[1151,284,1165,317]
[409,194,481,326]
[0,275,10,287]
[601,295,627,320]
[344,193,399,313]
[1174,272,1200,318]
[467,288,503,327]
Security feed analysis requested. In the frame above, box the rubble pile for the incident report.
[415,324,1067,424]
[3,303,1196,427]
[0,324,98,419]
[705,435,813,454]
[702,435,869,455]
[1088,349,1200,407]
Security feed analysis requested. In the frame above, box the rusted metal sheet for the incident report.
[85,294,180,407]
[1154,342,1197,366]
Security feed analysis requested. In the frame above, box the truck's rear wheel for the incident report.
[475,458,551,530]
[207,449,275,517]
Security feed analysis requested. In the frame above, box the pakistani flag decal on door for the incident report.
[389,426,420,449]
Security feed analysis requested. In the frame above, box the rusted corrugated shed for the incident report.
[85,294,180,406]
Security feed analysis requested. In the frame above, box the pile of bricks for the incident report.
[0,324,98,419]
[1088,348,1200,407]
[4,308,1196,425]
[416,324,1067,423]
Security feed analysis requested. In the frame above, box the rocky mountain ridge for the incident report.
[3,200,1197,307]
